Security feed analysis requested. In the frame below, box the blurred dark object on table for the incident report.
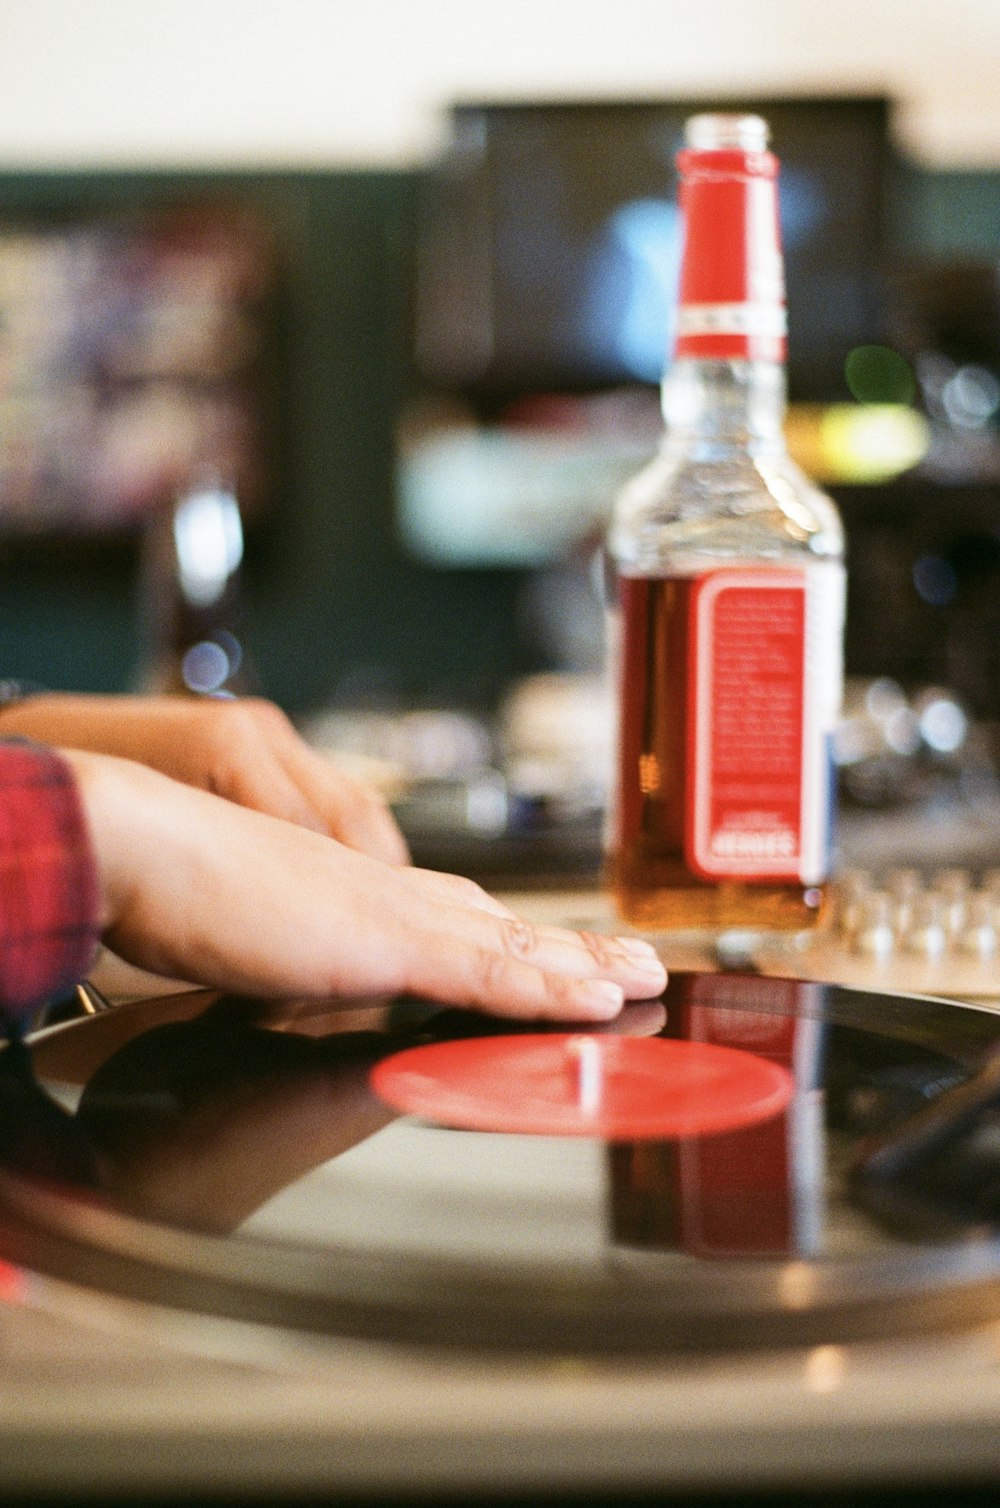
[304,670,1000,890]
[835,676,994,810]
[304,681,610,888]
[135,471,261,698]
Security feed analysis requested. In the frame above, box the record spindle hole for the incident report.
[565,1035,602,1116]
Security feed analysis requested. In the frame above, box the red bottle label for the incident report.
[685,567,824,883]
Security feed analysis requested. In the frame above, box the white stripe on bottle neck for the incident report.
[677,303,787,338]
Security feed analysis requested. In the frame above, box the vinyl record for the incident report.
[6,972,1000,1354]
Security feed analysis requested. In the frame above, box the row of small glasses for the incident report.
[836,867,1000,960]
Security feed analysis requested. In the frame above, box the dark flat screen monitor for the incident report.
[414,96,893,407]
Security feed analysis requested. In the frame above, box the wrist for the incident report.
[58,747,135,933]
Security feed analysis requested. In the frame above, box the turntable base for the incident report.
[3,1286,1000,1502]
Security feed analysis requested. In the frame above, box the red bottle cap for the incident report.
[674,138,786,364]
[370,1033,794,1140]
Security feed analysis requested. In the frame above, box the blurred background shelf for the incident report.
[1,103,1000,719]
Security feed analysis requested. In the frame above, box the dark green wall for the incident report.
[0,168,533,714]
[0,161,998,714]
[891,162,1000,257]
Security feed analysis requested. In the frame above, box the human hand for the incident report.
[64,749,667,1021]
[0,693,408,864]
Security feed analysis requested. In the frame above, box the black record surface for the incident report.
[5,973,1000,1353]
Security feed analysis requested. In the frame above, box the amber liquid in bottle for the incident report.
[608,573,829,933]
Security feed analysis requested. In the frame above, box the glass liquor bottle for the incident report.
[135,472,260,699]
[605,114,845,935]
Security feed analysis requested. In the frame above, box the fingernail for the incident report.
[615,936,660,959]
[628,954,667,978]
[577,980,625,1014]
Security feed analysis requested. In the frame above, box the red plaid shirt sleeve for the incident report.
[0,741,100,1020]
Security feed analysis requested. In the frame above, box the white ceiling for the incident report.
[0,0,996,170]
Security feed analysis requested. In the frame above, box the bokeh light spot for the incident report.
[844,345,916,405]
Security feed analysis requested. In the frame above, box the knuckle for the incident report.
[202,697,254,748]
[193,706,242,790]
[499,916,540,960]
[576,930,615,969]
[197,699,284,793]
[541,972,577,1010]
[469,946,512,1003]
[241,697,290,735]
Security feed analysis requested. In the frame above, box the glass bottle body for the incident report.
[605,359,846,934]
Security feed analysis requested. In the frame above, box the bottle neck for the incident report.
[660,358,788,457]
[672,131,787,373]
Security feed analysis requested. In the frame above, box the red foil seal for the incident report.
[675,146,786,364]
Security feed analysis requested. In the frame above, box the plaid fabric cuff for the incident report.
[0,740,101,1021]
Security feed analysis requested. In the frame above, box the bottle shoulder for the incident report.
[607,443,844,571]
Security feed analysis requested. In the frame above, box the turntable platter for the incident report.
[5,973,1000,1355]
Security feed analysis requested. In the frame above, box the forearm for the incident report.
[0,693,224,768]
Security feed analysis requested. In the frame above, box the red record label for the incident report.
[370,1034,794,1141]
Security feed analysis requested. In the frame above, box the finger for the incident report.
[405,938,629,1022]
[397,891,666,1019]
[404,869,663,951]
[212,743,330,835]
[457,913,668,997]
[314,775,410,865]
[271,735,411,865]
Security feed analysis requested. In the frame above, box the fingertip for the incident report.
[614,935,661,959]
[378,833,413,867]
[367,805,412,866]
[571,978,626,1018]
[621,960,668,998]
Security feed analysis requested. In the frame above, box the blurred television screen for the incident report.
[0,199,276,534]
[414,96,893,407]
